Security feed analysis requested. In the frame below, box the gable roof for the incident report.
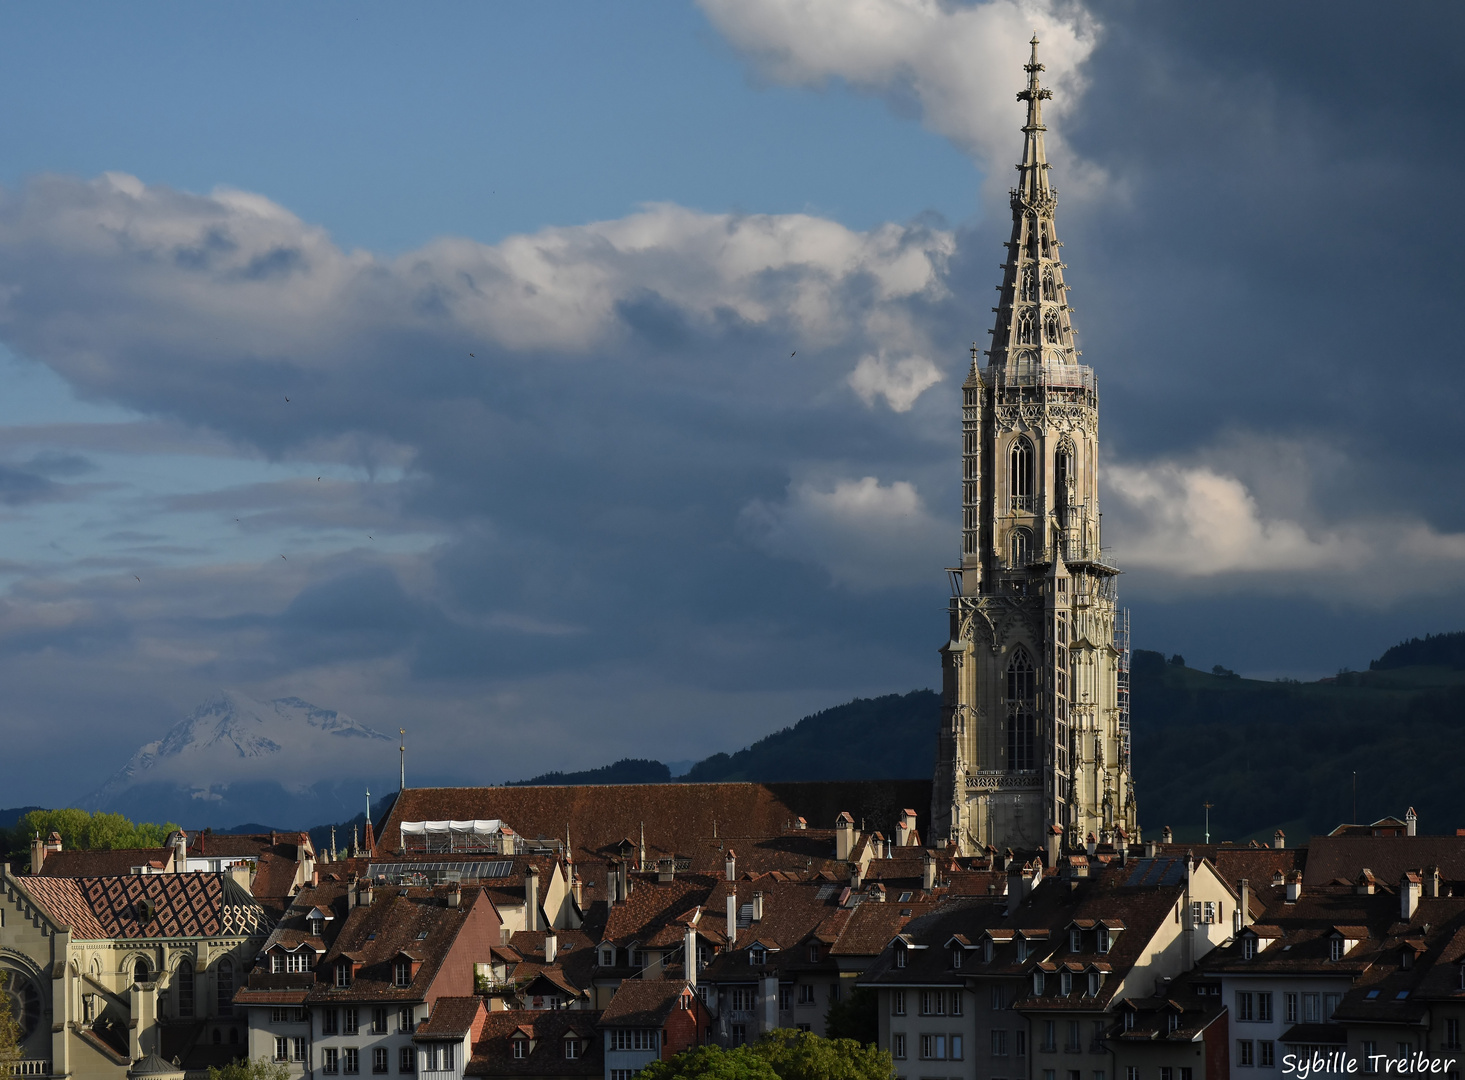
[600,979,696,1027]
[466,1010,602,1077]
[36,848,175,877]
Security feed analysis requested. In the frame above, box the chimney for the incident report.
[835,813,856,861]
[1115,829,1129,865]
[896,809,916,848]
[1006,863,1023,909]
[1162,826,1173,845]
[684,925,698,988]
[726,891,738,947]
[1273,829,1286,850]
[1239,879,1249,927]
[360,882,374,907]
[849,861,862,890]
[922,852,937,892]
[618,859,630,902]
[607,860,620,905]
[794,817,807,830]
[1356,870,1376,896]
[1144,839,1158,858]
[1286,870,1301,902]
[526,865,541,931]
[29,832,47,874]
[571,873,584,910]
[869,882,886,903]
[991,846,1004,872]
[1406,808,1418,837]
[1401,872,1421,920]
[544,929,557,965]
[725,849,737,882]
[1426,866,1441,899]
[657,857,675,884]
[1086,832,1097,858]
[1046,824,1063,868]
[751,891,764,922]
[172,831,188,873]
[448,885,462,910]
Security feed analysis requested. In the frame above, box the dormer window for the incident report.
[310,919,324,936]
[749,946,766,966]
[894,944,907,969]
[563,1038,580,1060]
[1060,971,1072,996]
[601,947,615,967]
[983,940,993,964]
[1032,972,1044,996]
[336,963,351,987]
[1330,938,1345,962]
[1097,928,1110,954]
[394,961,411,987]
[1243,936,1256,960]
[1123,1011,1135,1031]
[950,947,963,970]
[1168,1012,1180,1033]
[1088,972,1100,997]
[1401,949,1414,971]
[809,944,820,963]
[1017,940,1028,962]
[511,1036,528,1060]
[1070,928,1082,952]
[271,953,286,973]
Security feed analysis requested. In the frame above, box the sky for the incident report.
[0,1,1462,805]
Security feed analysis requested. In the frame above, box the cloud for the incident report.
[741,474,951,588]
[848,353,944,411]
[698,0,1101,175]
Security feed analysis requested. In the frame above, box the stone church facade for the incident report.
[931,39,1138,857]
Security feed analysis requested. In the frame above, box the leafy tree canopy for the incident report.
[207,1058,291,1080]
[7,808,180,857]
[640,1031,892,1080]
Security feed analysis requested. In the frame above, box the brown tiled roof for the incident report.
[1204,884,1400,975]
[379,781,932,870]
[466,1010,602,1077]
[188,831,311,858]
[18,872,270,939]
[415,996,484,1038]
[306,885,483,1004]
[600,979,695,1026]
[1303,835,1465,887]
[36,848,173,877]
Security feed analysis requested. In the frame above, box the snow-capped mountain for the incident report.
[83,690,396,829]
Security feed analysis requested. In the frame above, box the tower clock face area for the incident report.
[2,967,42,1042]
[931,37,1135,858]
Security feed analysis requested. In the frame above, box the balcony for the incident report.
[8,1062,52,1077]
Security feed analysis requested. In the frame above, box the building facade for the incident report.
[932,36,1137,857]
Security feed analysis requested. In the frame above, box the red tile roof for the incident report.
[36,848,174,877]
[600,979,696,1026]
[18,871,271,939]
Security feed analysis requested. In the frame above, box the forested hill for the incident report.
[506,637,1465,845]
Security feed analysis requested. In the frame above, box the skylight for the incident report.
[1366,990,1379,999]
[1396,991,1410,1000]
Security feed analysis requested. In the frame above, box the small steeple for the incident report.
[362,788,375,854]
[1015,34,1054,208]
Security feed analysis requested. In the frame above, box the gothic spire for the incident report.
[986,34,1078,372]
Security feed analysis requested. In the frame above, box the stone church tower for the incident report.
[931,38,1137,857]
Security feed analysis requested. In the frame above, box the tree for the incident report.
[824,986,878,1046]
[639,1045,777,1080]
[752,1029,893,1080]
[16,808,180,852]
[0,971,23,1070]
[206,1058,290,1080]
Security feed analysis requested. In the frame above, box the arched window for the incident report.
[1020,267,1035,301]
[212,1029,222,1046]
[177,960,195,1018]
[216,958,234,1017]
[1,968,41,1042]
[1010,528,1031,568]
[133,958,150,984]
[1016,310,1035,345]
[1044,310,1061,344]
[1006,648,1037,771]
[1055,441,1075,531]
[1043,269,1057,301]
[1009,438,1033,510]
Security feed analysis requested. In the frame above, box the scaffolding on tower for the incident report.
[1115,608,1131,774]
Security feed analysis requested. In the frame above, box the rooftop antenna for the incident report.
[330,825,337,859]
[1203,802,1214,845]
[399,729,406,793]
[1352,771,1357,824]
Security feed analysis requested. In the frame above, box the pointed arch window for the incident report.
[1010,527,1032,568]
[177,959,195,1018]
[1016,310,1036,345]
[1044,310,1061,344]
[1020,267,1035,302]
[1055,441,1075,532]
[1009,438,1034,510]
[1043,269,1057,301]
[1006,648,1037,772]
[216,958,234,1017]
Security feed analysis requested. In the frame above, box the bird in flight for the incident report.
[281,555,287,560]
[133,575,140,582]
[285,396,290,402]
[469,353,475,357]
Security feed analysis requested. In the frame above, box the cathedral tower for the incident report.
[931,38,1136,857]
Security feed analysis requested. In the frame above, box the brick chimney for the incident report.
[896,809,916,848]
[1401,871,1421,920]
[526,865,541,931]
[834,813,856,861]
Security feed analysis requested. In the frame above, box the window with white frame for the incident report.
[920,1034,947,1060]
[323,1049,339,1074]
[892,990,906,1016]
[1239,1041,1254,1067]
[398,1047,413,1073]
[892,1033,905,1060]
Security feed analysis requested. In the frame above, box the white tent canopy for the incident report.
[399,819,513,853]
[399,820,505,835]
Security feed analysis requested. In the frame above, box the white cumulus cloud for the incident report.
[848,353,944,411]
[741,474,951,589]
[698,0,1101,177]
